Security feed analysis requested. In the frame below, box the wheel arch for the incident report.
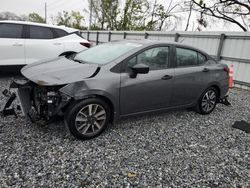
[85,94,115,123]
[69,94,115,123]
[206,82,222,100]
[194,83,221,115]
[210,84,221,100]
[195,82,222,105]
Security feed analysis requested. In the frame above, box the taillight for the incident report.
[224,67,230,74]
[80,42,91,48]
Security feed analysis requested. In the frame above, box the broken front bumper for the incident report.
[0,89,18,117]
[0,79,32,118]
[1,79,71,120]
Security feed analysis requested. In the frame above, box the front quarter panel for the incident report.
[59,69,120,116]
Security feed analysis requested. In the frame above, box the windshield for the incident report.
[74,42,142,65]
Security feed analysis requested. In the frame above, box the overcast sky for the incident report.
[0,0,242,31]
[1,0,89,24]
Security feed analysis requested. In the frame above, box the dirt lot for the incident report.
[0,77,249,187]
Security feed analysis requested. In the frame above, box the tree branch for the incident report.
[185,1,193,31]
[191,0,248,31]
[231,0,250,12]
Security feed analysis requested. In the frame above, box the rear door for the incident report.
[0,23,25,65]
[120,45,174,115]
[172,47,210,106]
[25,25,64,64]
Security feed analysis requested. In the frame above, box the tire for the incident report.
[195,87,218,115]
[64,98,111,140]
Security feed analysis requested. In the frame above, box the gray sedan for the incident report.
[1,40,230,139]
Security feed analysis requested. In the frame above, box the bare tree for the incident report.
[147,0,181,31]
[191,0,250,31]
[185,1,194,31]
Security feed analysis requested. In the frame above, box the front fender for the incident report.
[60,81,114,99]
[59,81,118,115]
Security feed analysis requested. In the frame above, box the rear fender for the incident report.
[200,81,227,101]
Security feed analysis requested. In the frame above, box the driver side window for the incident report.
[126,47,169,71]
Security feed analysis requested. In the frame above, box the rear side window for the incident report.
[0,23,23,39]
[30,26,54,39]
[176,48,207,67]
[54,28,68,38]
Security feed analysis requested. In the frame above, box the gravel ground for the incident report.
[0,77,250,188]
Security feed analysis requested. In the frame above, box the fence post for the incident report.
[123,32,127,39]
[87,31,90,41]
[108,31,112,42]
[217,33,225,61]
[96,31,99,45]
[145,32,149,39]
[174,33,180,42]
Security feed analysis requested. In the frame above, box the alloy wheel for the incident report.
[201,90,217,113]
[75,104,107,136]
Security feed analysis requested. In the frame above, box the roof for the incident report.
[110,39,182,45]
[109,39,210,56]
[0,20,78,33]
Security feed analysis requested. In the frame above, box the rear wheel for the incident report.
[65,98,110,140]
[195,87,218,115]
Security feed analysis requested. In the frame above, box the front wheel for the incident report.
[64,98,110,140]
[195,87,218,115]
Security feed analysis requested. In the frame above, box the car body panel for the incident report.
[59,70,121,118]
[62,34,89,53]
[120,68,174,114]
[2,40,229,122]
[207,62,229,98]
[21,57,99,86]
[0,20,79,32]
[172,65,211,106]
[25,37,65,65]
[0,20,89,67]
[0,38,25,65]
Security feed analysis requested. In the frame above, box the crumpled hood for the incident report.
[21,57,99,86]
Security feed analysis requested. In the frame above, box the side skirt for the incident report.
[119,103,195,119]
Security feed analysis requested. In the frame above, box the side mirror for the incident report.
[130,63,149,78]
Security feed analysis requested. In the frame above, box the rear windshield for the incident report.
[74,42,142,65]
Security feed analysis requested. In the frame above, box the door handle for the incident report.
[202,68,210,72]
[161,75,173,80]
[53,42,62,45]
[12,43,23,47]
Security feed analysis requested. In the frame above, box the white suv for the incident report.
[0,20,90,72]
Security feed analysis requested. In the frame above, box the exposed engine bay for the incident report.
[1,79,71,121]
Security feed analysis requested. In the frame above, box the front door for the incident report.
[120,46,174,115]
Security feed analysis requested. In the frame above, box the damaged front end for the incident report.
[0,79,71,121]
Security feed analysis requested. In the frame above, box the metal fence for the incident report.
[81,30,250,90]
